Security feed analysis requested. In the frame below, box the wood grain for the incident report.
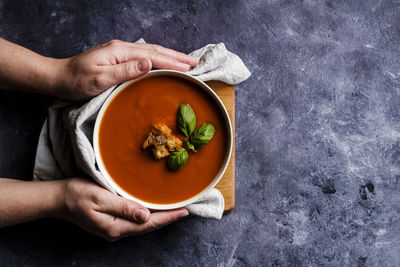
[206,81,235,213]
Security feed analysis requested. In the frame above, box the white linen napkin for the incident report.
[33,40,250,219]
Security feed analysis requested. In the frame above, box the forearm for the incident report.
[0,178,66,227]
[0,38,66,96]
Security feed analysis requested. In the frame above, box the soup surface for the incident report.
[99,75,228,204]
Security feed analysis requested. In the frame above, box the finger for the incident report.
[117,208,189,238]
[93,189,150,223]
[148,54,192,71]
[95,208,188,241]
[134,208,189,234]
[101,58,152,87]
[103,44,195,71]
[132,43,199,66]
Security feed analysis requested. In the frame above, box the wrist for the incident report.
[43,57,71,98]
[44,179,69,220]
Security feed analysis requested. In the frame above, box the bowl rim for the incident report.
[93,69,233,210]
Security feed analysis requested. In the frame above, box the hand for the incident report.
[61,177,189,241]
[56,40,199,100]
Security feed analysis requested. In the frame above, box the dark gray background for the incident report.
[1,0,400,266]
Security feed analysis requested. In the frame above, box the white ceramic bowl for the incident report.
[93,70,233,210]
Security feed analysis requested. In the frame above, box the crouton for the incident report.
[142,123,183,159]
[152,145,170,159]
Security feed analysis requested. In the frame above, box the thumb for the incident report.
[98,192,151,224]
[104,58,152,85]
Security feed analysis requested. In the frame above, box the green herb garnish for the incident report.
[167,104,215,171]
[167,148,189,170]
[190,123,216,148]
[184,139,197,152]
[177,104,196,138]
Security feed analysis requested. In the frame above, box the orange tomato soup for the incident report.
[99,75,228,204]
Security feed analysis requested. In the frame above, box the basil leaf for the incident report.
[167,148,189,170]
[177,104,196,138]
[184,139,197,152]
[190,123,216,148]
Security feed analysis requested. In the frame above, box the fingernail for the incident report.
[137,59,150,72]
[180,209,189,218]
[135,209,150,222]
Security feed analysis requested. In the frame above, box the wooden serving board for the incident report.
[206,81,235,213]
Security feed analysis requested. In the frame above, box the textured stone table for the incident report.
[1,1,400,266]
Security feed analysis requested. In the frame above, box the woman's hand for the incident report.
[0,177,188,240]
[0,38,198,100]
[56,40,199,100]
[61,177,189,241]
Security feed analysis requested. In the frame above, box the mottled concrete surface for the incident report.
[1,0,400,266]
